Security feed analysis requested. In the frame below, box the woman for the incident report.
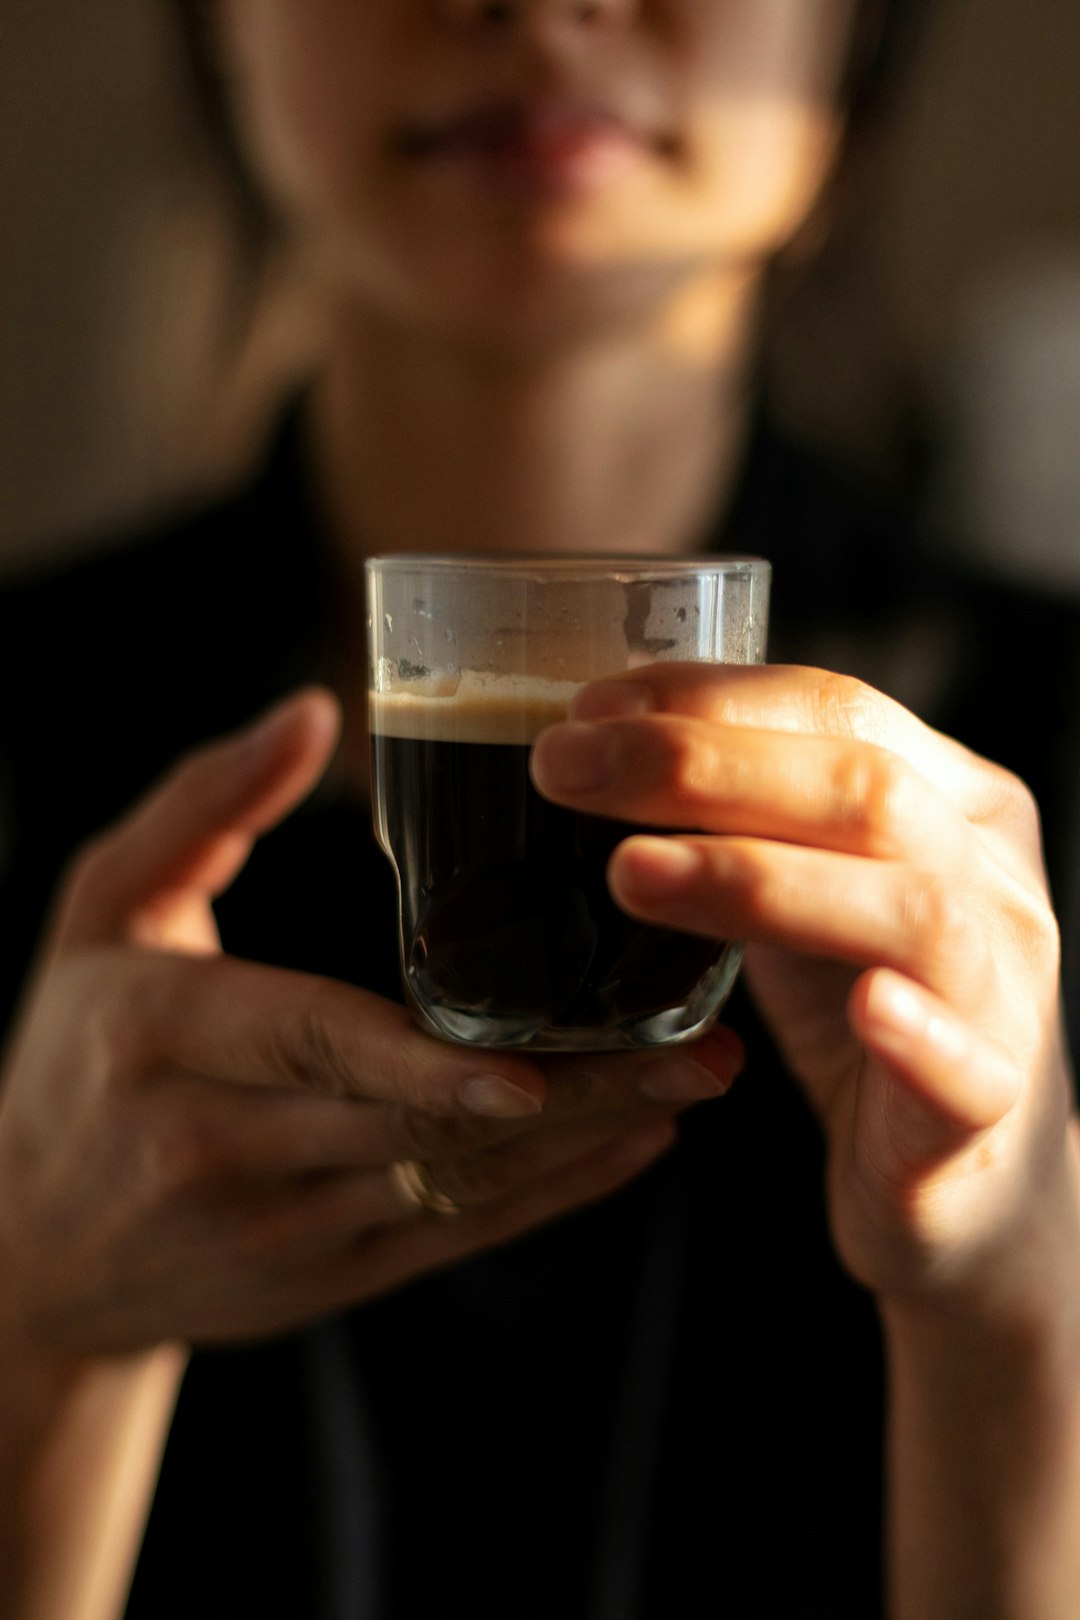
[1,3,1078,1617]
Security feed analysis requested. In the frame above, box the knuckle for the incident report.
[263,1005,357,1097]
[232,1199,305,1272]
[1036,902,1062,978]
[832,747,911,852]
[61,831,123,913]
[903,875,982,986]
[141,1116,226,1198]
[546,1059,605,1111]
[83,995,148,1090]
[653,723,715,813]
[439,1151,514,1207]
[390,1106,477,1161]
[986,763,1043,842]
[389,1050,452,1114]
[1006,884,1061,981]
[812,671,878,740]
[726,844,778,920]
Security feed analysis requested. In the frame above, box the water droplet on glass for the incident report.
[384,613,394,633]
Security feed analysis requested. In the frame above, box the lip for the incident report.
[396,98,661,197]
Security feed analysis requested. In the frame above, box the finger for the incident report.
[283,1118,679,1318]
[608,835,993,1008]
[420,1113,681,1210]
[357,1026,742,1155]
[139,953,550,1117]
[244,1114,674,1271]
[154,1081,508,1178]
[848,968,1022,1155]
[59,689,341,949]
[228,1023,743,1186]
[569,664,1045,884]
[532,713,970,864]
[144,1019,740,1198]
[231,1088,515,1173]
[569,664,987,809]
[539,1027,744,1112]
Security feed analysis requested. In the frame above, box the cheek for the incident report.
[681,99,839,258]
[545,0,848,268]
[536,102,839,276]
[226,0,388,224]
[618,0,852,263]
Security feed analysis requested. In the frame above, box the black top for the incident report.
[1,414,1078,1620]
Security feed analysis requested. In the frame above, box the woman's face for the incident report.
[220,0,859,342]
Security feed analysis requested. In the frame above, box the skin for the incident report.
[2,2,1079,1617]
[225,0,856,567]
[221,0,851,335]
[0,689,732,1620]
[531,664,1076,1319]
[531,666,1080,1616]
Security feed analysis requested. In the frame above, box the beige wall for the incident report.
[0,0,271,567]
[1,0,1078,571]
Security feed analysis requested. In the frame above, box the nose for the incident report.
[439,0,635,27]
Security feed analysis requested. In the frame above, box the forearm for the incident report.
[0,1326,187,1620]
[883,1142,1080,1620]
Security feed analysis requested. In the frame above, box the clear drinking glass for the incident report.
[367,554,770,1050]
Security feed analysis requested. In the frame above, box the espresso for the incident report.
[371,681,737,1048]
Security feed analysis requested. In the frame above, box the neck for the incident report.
[309,268,759,575]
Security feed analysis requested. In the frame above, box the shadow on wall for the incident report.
[767,0,1080,582]
[0,0,317,570]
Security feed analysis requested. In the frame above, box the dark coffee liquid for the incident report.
[373,728,733,1046]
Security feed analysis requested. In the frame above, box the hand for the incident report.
[0,691,742,1358]
[531,664,1080,1323]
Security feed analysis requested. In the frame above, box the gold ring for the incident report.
[389,1158,464,1218]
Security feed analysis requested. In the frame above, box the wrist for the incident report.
[0,1242,180,1453]
[0,1260,85,1444]
[883,1287,1080,1620]
[881,1301,1080,1417]
[0,1289,186,1620]
[880,1117,1080,1362]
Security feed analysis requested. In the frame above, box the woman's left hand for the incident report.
[531,663,1080,1325]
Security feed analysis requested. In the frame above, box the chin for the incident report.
[339,216,718,353]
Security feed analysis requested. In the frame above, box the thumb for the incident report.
[57,689,341,950]
[847,968,1022,1180]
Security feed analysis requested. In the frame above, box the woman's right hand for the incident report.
[0,691,738,1357]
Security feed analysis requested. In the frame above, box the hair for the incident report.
[170,0,925,241]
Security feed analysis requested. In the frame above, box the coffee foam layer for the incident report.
[369,672,581,745]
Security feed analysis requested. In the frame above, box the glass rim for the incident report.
[364,551,770,582]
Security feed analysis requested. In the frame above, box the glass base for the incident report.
[406,944,745,1051]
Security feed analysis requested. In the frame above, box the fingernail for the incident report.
[459,1074,543,1119]
[638,1056,731,1104]
[532,724,612,794]
[571,681,652,721]
[694,1025,746,1071]
[618,838,703,897]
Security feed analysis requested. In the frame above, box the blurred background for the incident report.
[2,0,1079,582]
